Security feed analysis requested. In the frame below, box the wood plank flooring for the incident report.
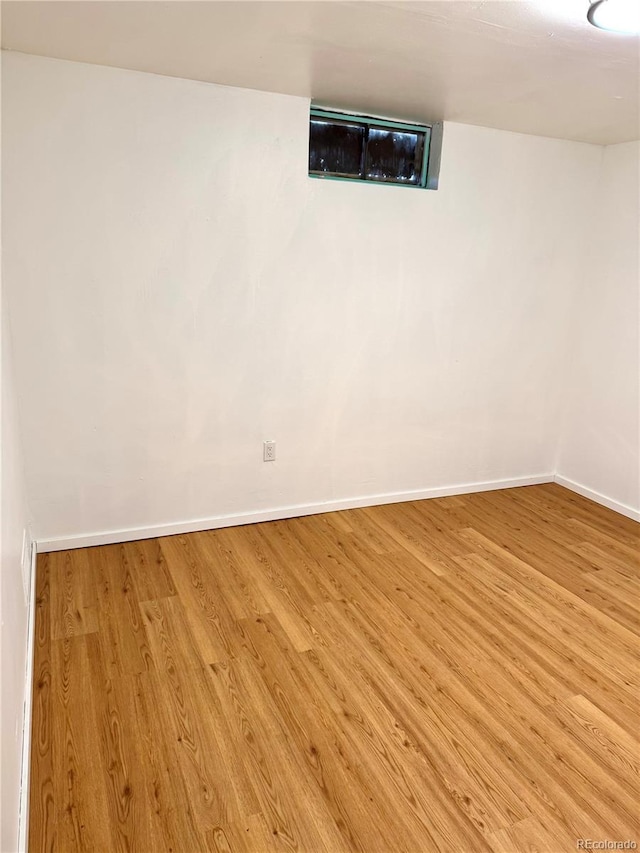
[29,483,640,852]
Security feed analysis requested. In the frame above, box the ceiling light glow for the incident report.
[587,0,640,34]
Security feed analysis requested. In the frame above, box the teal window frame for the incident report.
[309,107,442,190]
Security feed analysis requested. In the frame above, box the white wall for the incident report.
[2,52,605,545]
[556,142,640,516]
[1,301,31,853]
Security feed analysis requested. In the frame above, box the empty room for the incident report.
[1,1,639,851]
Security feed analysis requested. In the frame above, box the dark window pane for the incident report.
[365,127,425,184]
[309,119,365,178]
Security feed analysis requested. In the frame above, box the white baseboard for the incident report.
[36,474,554,553]
[18,540,37,853]
[554,474,640,522]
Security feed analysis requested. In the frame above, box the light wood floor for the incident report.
[30,484,640,852]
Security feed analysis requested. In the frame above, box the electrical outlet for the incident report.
[263,440,276,462]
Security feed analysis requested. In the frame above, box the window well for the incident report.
[308,108,442,190]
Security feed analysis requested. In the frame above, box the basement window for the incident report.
[309,108,442,190]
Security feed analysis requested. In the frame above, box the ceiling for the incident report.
[2,0,639,144]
